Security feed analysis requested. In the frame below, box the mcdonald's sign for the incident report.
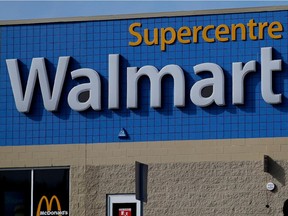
[36,195,68,216]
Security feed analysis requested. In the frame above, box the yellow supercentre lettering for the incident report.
[258,22,269,39]
[177,26,192,44]
[192,26,203,43]
[129,22,143,46]
[231,23,246,41]
[268,21,283,39]
[161,27,177,51]
[247,19,258,40]
[144,28,159,46]
[128,19,283,51]
[202,25,215,43]
[215,24,230,42]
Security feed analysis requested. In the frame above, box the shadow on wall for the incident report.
[284,199,288,216]
[269,159,286,186]
[264,156,288,216]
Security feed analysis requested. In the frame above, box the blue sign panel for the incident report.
[0,9,288,145]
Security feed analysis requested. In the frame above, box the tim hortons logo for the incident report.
[36,195,68,216]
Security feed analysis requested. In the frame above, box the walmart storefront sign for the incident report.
[6,47,282,113]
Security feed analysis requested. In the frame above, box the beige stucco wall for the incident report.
[1,138,288,215]
[0,137,288,168]
[70,161,288,216]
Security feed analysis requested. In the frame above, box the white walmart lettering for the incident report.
[6,47,283,113]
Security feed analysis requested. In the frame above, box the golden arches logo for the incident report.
[36,195,62,216]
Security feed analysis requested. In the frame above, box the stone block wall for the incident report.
[70,160,288,216]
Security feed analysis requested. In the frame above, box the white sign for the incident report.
[107,194,141,216]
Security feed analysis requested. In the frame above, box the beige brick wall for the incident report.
[70,161,288,216]
[1,138,288,215]
[0,137,287,168]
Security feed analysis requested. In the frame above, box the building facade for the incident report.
[1,6,288,216]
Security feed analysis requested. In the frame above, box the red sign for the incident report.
[119,208,132,216]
